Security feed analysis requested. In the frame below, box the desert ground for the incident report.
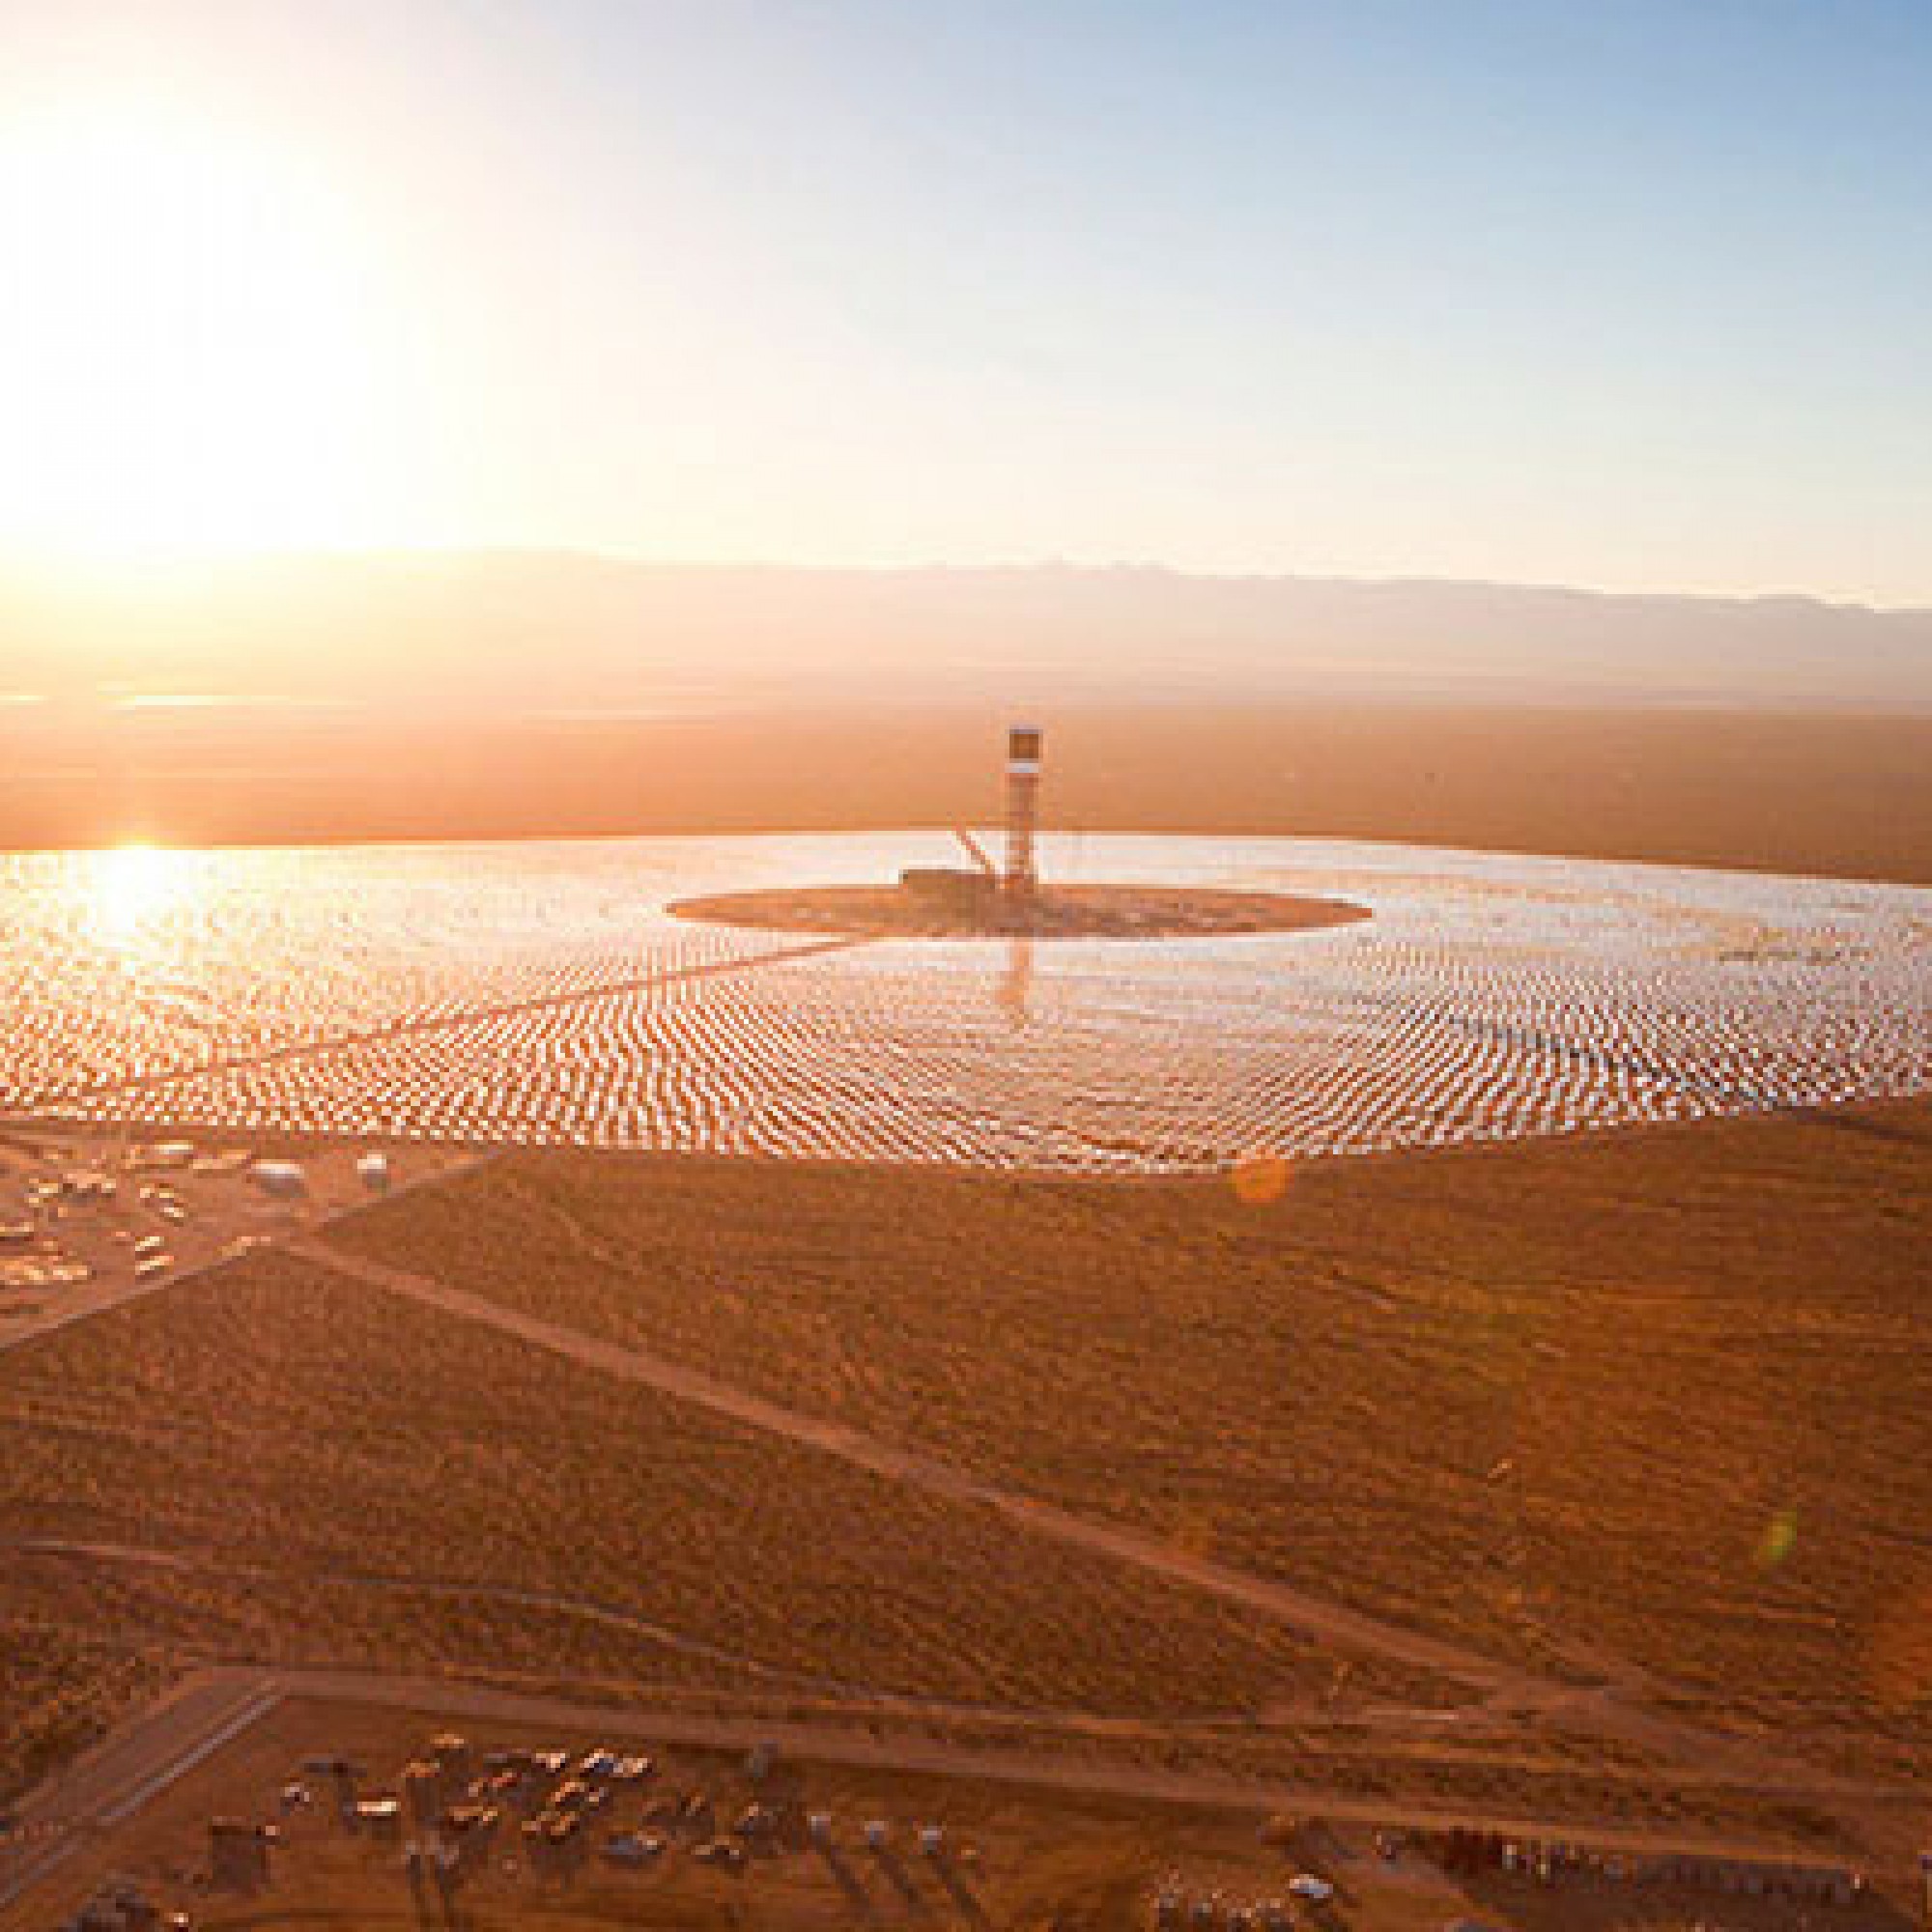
[5,1677,1902,1932]
[7,702,1932,887]
[669,881,1373,940]
[3,1094,1930,1926]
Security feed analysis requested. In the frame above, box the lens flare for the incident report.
[1754,1508,1798,1571]
[1231,1151,1292,1207]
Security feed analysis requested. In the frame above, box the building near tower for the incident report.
[898,724,1044,923]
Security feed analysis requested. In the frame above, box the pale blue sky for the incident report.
[2,1,1928,601]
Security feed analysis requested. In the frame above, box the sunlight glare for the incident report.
[85,841,206,944]
[0,90,385,562]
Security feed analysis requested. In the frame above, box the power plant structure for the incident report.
[898,724,1045,924]
[1004,724,1042,900]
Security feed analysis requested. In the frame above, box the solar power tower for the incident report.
[1005,724,1042,898]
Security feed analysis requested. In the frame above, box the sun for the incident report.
[0,90,384,563]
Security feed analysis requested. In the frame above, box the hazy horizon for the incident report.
[13,543,1932,614]
[6,552,1932,726]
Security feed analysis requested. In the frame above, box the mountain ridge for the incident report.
[3,554,1928,712]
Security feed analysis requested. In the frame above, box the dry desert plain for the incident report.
[4,1093,1932,1927]
[12,703,1932,889]
[5,705,1932,1927]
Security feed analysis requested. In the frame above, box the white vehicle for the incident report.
[1288,1873,1334,1904]
[249,1160,309,1200]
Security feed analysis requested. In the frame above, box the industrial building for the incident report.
[899,724,1043,923]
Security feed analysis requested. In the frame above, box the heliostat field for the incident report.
[3,833,1928,1172]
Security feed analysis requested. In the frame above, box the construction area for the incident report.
[0,1124,469,1359]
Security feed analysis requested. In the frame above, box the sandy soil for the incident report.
[321,1098,1932,1769]
[9,703,1932,888]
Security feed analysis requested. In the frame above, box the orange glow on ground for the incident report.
[1230,1151,1292,1207]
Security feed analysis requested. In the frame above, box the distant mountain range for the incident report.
[3,553,1929,715]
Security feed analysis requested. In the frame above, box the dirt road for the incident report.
[293,1237,1534,1700]
[292,1234,1909,1825]
[14,1534,1905,1809]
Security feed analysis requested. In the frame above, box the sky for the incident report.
[0,0,1928,604]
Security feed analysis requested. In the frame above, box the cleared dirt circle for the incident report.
[668,882,1374,941]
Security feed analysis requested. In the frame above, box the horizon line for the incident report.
[3,543,1927,619]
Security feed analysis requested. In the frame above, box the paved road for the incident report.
[295,1665,1888,1867]
[0,1669,283,1914]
